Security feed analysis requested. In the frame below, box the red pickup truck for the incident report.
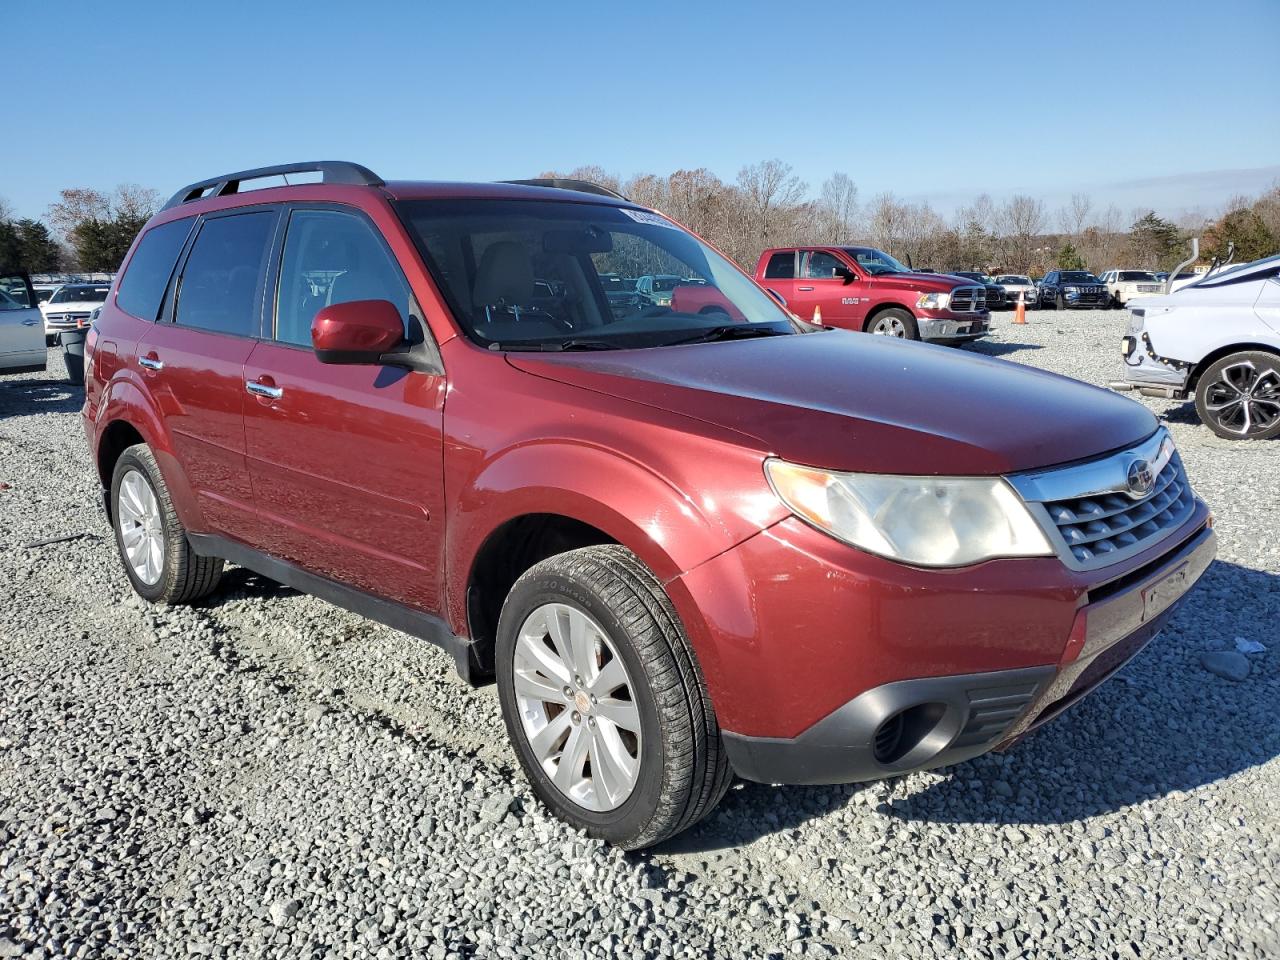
[756,246,990,344]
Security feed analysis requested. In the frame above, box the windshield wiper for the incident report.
[664,325,790,347]
[495,338,619,352]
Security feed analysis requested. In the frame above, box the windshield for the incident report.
[1059,272,1098,283]
[841,247,909,275]
[50,285,109,304]
[997,275,1031,285]
[1118,271,1158,282]
[398,199,797,350]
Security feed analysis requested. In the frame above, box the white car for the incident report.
[1098,269,1163,307]
[1110,253,1280,439]
[0,273,48,375]
[993,274,1038,308]
[41,283,110,342]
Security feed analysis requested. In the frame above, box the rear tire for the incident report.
[496,545,730,849]
[866,308,919,340]
[1194,351,1280,440]
[110,444,223,604]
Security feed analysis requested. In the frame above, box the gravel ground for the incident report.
[1,312,1277,960]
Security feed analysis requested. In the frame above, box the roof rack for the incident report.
[502,178,629,202]
[161,161,384,211]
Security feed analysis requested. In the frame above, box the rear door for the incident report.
[137,207,278,540]
[0,273,46,371]
[759,250,798,307]
[242,205,447,612]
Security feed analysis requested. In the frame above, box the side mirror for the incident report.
[835,265,857,285]
[312,299,405,365]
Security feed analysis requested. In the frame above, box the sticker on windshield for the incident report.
[620,208,678,229]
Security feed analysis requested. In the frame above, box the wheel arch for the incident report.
[862,301,914,331]
[1188,342,1280,391]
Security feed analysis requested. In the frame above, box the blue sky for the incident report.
[4,0,1278,224]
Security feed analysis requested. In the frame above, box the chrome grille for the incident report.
[1009,429,1197,571]
[949,285,986,312]
[1046,452,1193,564]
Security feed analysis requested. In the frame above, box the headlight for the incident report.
[916,292,950,310]
[765,459,1053,567]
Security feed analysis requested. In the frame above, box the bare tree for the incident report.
[817,173,859,243]
[1057,193,1093,238]
[996,195,1048,271]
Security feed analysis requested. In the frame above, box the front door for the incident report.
[0,273,46,371]
[242,206,447,612]
[790,250,863,329]
[139,208,278,540]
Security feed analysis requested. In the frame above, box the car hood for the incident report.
[871,272,978,292]
[507,332,1157,475]
[44,300,102,311]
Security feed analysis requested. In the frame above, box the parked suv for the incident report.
[994,274,1038,307]
[1110,253,1280,439]
[755,246,990,343]
[1098,269,1163,308]
[1038,270,1109,310]
[0,271,47,374]
[42,282,110,343]
[84,162,1215,849]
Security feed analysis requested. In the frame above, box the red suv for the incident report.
[756,246,991,343]
[83,162,1215,849]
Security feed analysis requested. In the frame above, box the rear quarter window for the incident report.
[117,218,195,320]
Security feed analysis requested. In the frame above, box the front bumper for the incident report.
[1061,293,1109,308]
[1111,332,1192,393]
[719,521,1215,784]
[918,314,989,341]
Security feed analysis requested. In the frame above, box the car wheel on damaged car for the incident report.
[82,161,1216,848]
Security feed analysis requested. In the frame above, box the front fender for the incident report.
[446,438,783,621]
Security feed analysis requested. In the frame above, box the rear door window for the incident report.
[175,211,276,337]
[274,209,410,347]
[764,251,796,279]
[117,218,195,320]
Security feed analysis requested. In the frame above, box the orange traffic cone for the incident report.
[1013,292,1027,325]
[813,304,822,325]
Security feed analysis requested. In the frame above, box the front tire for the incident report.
[110,444,224,604]
[496,545,730,849]
[866,308,919,340]
[1194,351,1280,440]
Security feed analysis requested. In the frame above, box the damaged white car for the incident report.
[1111,253,1280,440]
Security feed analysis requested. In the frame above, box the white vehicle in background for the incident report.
[1110,253,1280,440]
[993,274,1038,308]
[0,272,48,375]
[41,282,110,344]
[1098,269,1163,307]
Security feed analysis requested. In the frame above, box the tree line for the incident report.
[3,164,1278,277]
[544,162,1280,276]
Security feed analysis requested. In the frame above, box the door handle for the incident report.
[138,356,163,371]
[797,285,814,291]
[245,379,283,400]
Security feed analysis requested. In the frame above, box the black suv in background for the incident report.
[1038,270,1108,309]
[951,271,1006,310]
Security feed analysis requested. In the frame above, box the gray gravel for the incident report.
[2,315,1278,959]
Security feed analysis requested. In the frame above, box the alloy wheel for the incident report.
[117,469,164,584]
[512,602,642,812]
[872,315,907,337]
[1204,361,1280,437]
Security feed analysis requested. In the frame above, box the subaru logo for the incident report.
[1125,458,1155,499]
